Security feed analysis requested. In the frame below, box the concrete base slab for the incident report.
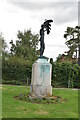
[30,85,52,98]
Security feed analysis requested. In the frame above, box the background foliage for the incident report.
[1,27,80,88]
[2,57,32,85]
[51,61,80,88]
[2,29,39,85]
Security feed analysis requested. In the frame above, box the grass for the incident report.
[1,85,79,118]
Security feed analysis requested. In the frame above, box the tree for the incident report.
[2,29,40,83]
[0,33,8,60]
[0,34,2,59]
[10,29,39,62]
[64,26,80,65]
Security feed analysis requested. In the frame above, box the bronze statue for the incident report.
[40,19,53,56]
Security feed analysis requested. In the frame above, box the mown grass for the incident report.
[2,85,79,118]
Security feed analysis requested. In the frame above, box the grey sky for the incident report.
[78,1,80,25]
[9,2,78,25]
[0,0,79,60]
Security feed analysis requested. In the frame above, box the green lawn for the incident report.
[1,85,79,118]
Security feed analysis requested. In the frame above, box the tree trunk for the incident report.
[78,45,80,65]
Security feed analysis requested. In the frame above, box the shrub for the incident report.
[2,57,32,85]
[52,62,80,88]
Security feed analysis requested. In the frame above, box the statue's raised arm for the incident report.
[40,19,53,56]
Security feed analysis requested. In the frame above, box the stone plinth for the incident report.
[30,57,52,98]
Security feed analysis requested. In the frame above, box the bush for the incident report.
[52,62,80,88]
[2,57,32,85]
[2,80,22,85]
[2,56,80,88]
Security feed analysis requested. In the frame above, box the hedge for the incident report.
[2,57,32,85]
[2,57,80,88]
[52,62,80,88]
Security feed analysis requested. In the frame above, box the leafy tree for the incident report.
[64,26,80,65]
[2,29,40,83]
[0,33,3,83]
[56,54,63,62]
[10,29,39,61]
[0,33,8,60]
[0,34,2,59]
[0,33,9,84]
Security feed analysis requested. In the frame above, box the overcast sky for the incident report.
[0,0,79,60]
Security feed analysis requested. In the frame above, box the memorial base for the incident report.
[30,85,52,98]
[30,56,52,98]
